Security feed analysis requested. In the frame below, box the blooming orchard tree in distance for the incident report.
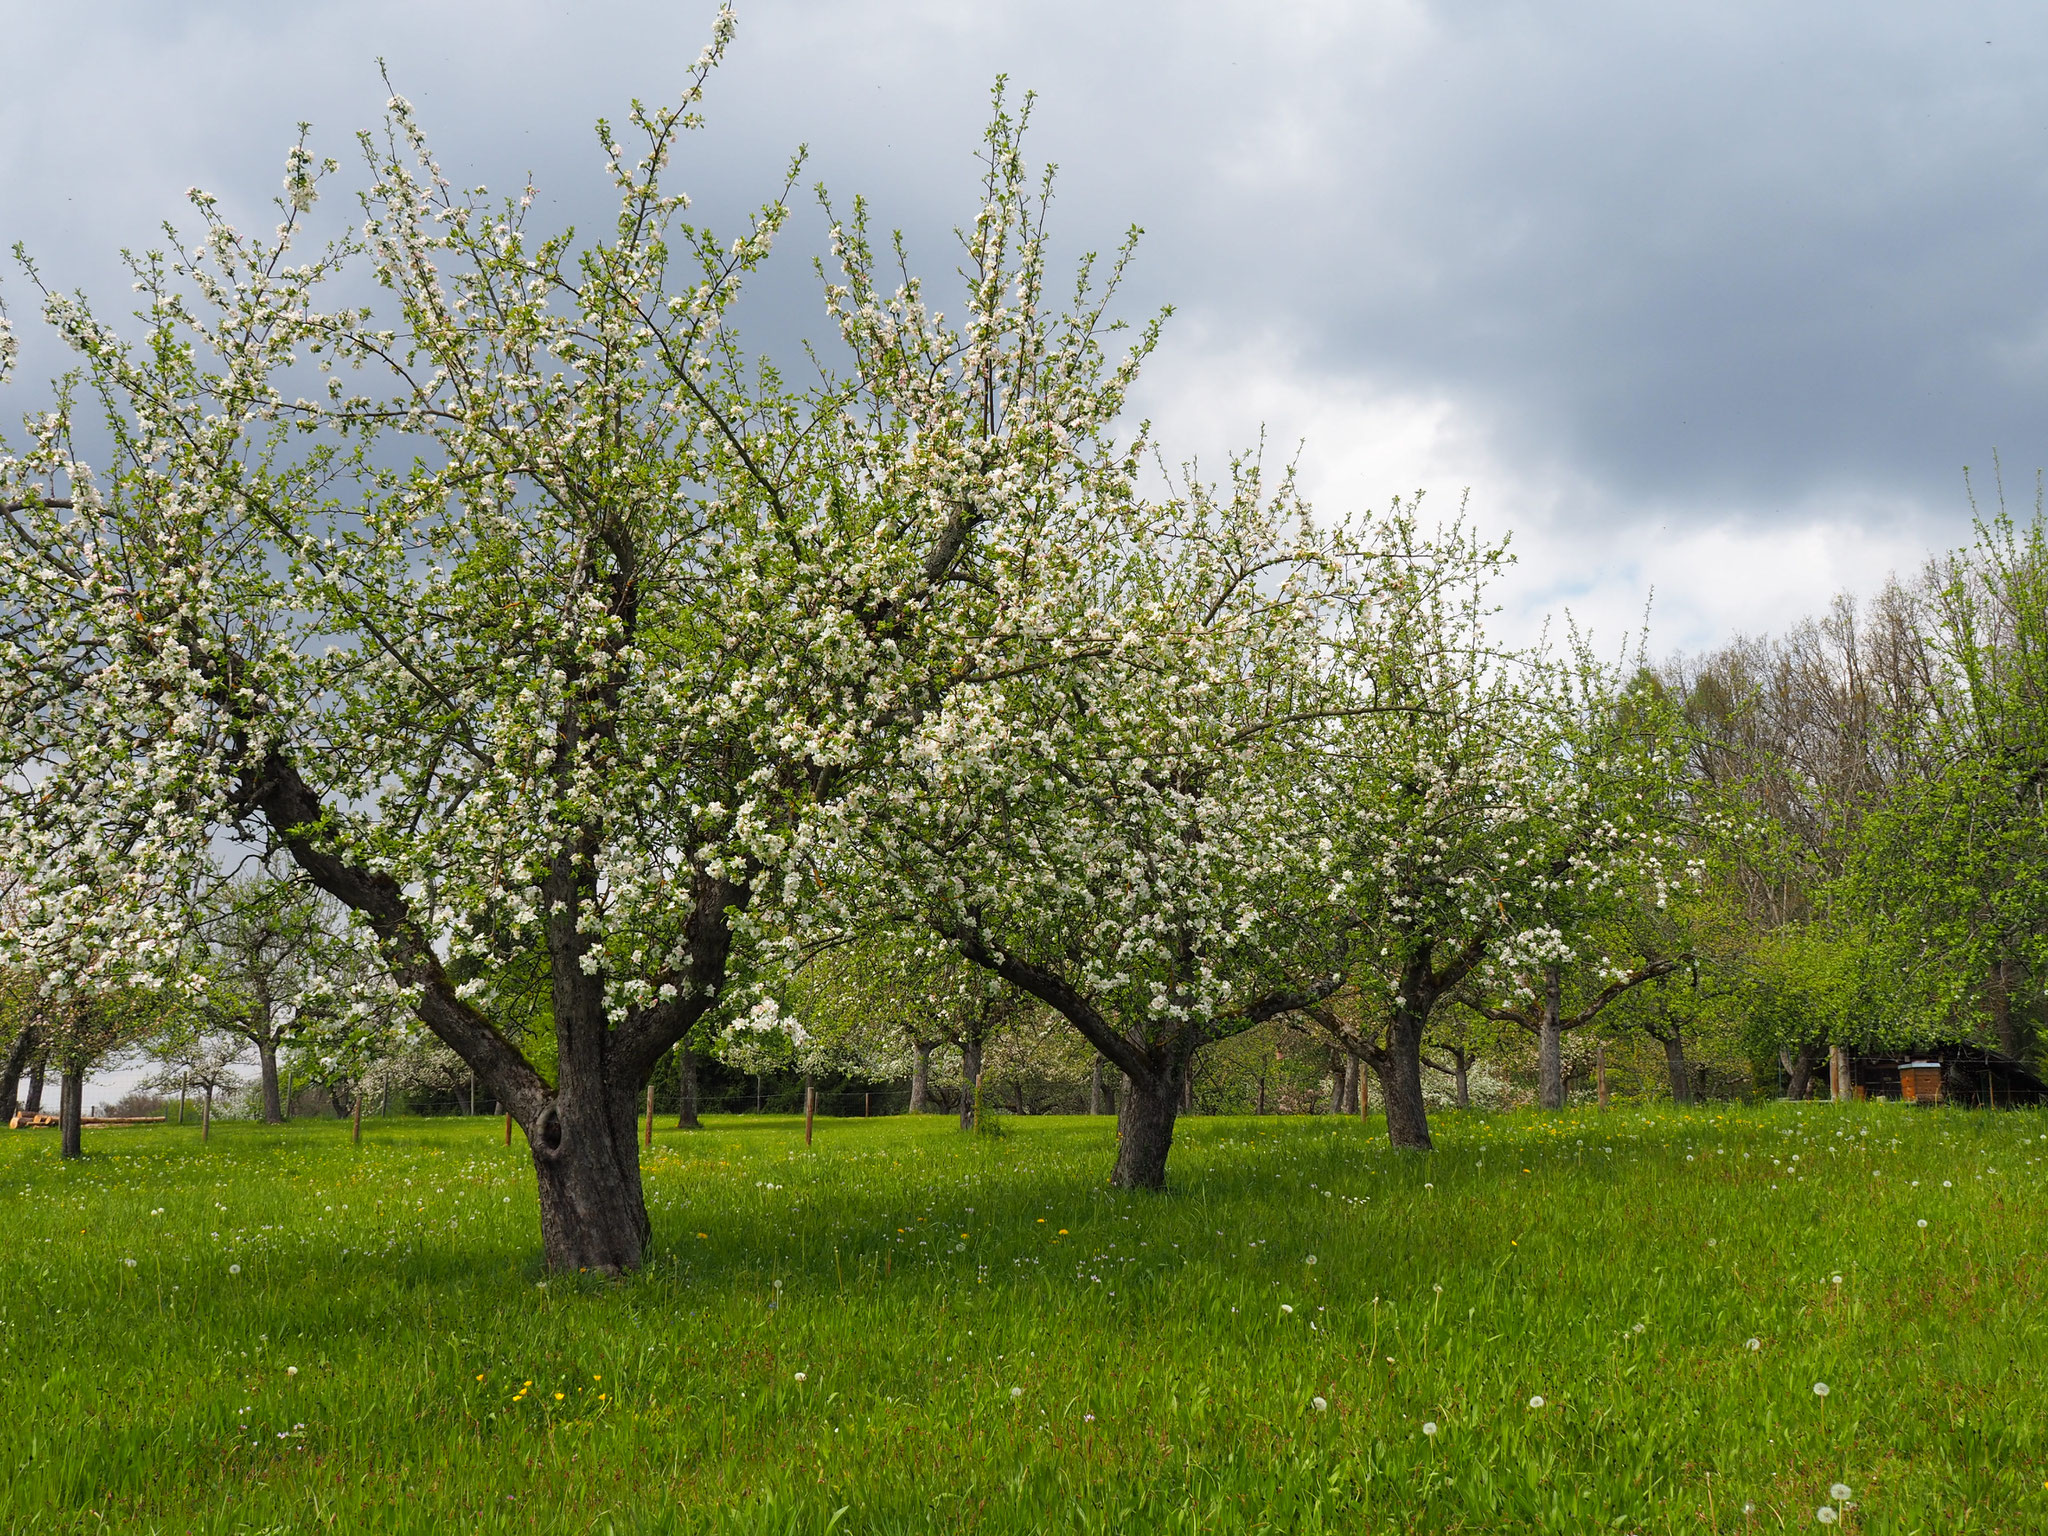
[1301,525,1693,1148]
[0,20,1157,1270]
[821,459,1449,1188]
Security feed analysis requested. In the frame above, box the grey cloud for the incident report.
[6,0,2046,638]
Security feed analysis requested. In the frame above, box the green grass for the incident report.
[2,1102,2044,1533]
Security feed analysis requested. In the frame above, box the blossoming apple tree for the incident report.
[0,26,1155,1269]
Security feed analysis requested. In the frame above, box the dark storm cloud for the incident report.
[6,0,2047,634]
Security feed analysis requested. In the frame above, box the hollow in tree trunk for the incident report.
[909,1042,932,1114]
[256,1038,284,1124]
[1536,965,1565,1110]
[1662,1030,1691,1104]
[675,1044,700,1130]
[1112,1064,1185,1189]
[1375,1009,1434,1151]
[528,1086,650,1275]
[59,1069,83,1159]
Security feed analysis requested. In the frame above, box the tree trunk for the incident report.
[910,1042,932,1114]
[1089,1058,1103,1116]
[1255,1073,1267,1115]
[24,1053,46,1115]
[1784,1044,1819,1101]
[202,1086,213,1142]
[1662,1031,1691,1104]
[528,1087,650,1275]
[1111,1067,1184,1189]
[1595,1044,1608,1108]
[0,1025,32,1125]
[256,1037,284,1124]
[1328,1053,1346,1115]
[59,1069,83,1159]
[959,1040,984,1131]
[1990,954,2019,1057]
[1453,1054,1470,1111]
[1342,1055,1361,1115]
[1375,1009,1434,1151]
[1537,966,1565,1111]
[675,1044,700,1129]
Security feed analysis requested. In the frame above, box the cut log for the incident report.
[10,1112,165,1129]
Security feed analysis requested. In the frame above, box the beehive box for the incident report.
[1900,1061,1944,1104]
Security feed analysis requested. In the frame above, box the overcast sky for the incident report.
[8,0,2047,655]
[8,0,2045,1104]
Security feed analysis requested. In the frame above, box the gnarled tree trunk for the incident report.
[529,1085,649,1274]
[0,1025,34,1125]
[1375,1009,1434,1151]
[1783,1044,1819,1101]
[1112,1063,1184,1188]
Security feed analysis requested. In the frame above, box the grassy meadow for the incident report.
[2,1102,2044,1533]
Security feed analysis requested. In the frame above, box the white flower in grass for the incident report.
[1010,1386,1023,1400]
[228,1264,241,1276]
[123,1258,136,1268]
[1310,1396,1327,1411]
[1527,1395,1545,1409]
[1917,1219,1928,1229]
[286,1366,297,1377]
[1746,1338,1761,1351]
[793,1372,806,1383]
[1422,1421,1438,1437]
[1830,1483,1851,1501]
[1817,1507,1838,1525]
[1812,1382,1830,1397]
[1279,1304,1293,1315]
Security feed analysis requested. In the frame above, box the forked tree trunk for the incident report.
[958,1040,984,1131]
[256,1038,284,1124]
[675,1044,700,1130]
[59,1069,83,1159]
[1662,1031,1691,1104]
[1112,1065,1185,1189]
[1375,1010,1434,1151]
[1537,966,1565,1111]
[909,1043,932,1114]
[528,1087,650,1274]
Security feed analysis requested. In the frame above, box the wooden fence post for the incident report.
[805,1083,816,1146]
